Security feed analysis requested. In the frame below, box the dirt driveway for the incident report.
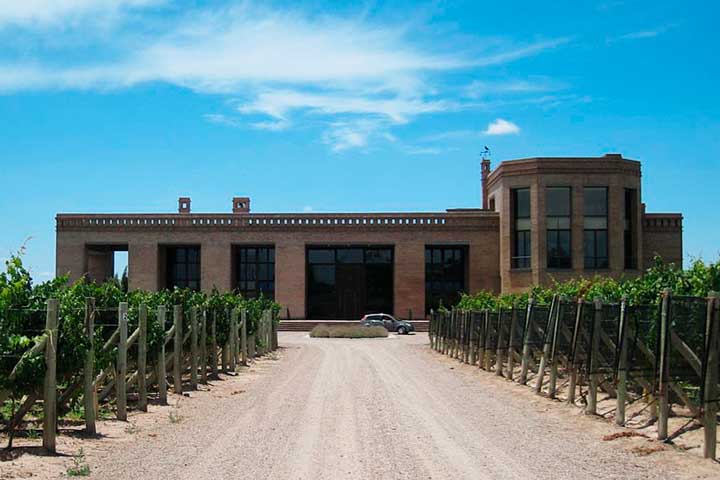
[60,333,720,479]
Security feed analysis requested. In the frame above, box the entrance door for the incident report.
[307,246,394,319]
[336,264,366,319]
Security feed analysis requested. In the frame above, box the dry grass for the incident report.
[309,325,389,338]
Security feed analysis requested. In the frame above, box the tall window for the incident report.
[425,246,466,313]
[546,187,572,268]
[166,246,200,290]
[235,246,275,299]
[624,189,637,269]
[584,187,609,269]
[512,188,531,269]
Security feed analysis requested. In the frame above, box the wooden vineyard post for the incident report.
[495,310,505,377]
[241,310,248,366]
[484,312,493,370]
[519,299,535,384]
[616,297,630,425]
[449,310,456,358]
[190,307,198,390]
[506,304,519,381]
[703,293,719,459]
[83,297,97,434]
[547,298,564,399]
[469,313,477,366]
[190,307,198,389]
[657,289,671,439]
[586,299,602,415]
[221,309,229,374]
[138,303,148,412]
[117,302,129,421]
[200,309,208,384]
[567,299,584,405]
[535,296,557,394]
[173,305,183,394]
[157,306,167,404]
[464,312,471,364]
[477,312,486,370]
[429,310,435,350]
[230,309,238,372]
[441,311,448,355]
[211,311,219,377]
[42,298,58,452]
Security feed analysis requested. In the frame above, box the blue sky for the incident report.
[0,0,718,281]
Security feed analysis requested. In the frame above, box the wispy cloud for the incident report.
[0,0,163,28]
[463,78,562,99]
[482,118,520,136]
[0,2,569,151]
[607,24,675,43]
[203,113,241,128]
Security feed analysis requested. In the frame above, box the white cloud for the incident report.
[482,118,520,136]
[302,205,313,212]
[0,0,162,28]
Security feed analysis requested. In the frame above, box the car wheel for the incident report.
[397,326,406,335]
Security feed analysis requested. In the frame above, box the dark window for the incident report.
[624,189,637,269]
[584,187,609,269]
[166,246,200,290]
[235,246,275,299]
[425,246,466,313]
[512,188,531,269]
[546,187,572,269]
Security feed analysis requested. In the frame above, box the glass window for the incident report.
[336,248,363,264]
[546,187,572,269]
[235,246,275,299]
[425,246,466,313]
[624,189,637,269]
[166,246,200,291]
[308,249,335,264]
[584,187,608,216]
[584,187,609,269]
[512,188,531,269]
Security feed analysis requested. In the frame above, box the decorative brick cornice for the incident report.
[486,155,641,189]
[56,211,500,233]
[643,213,683,232]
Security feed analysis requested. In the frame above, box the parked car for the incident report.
[361,313,415,334]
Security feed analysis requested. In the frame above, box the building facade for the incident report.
[55,154,683,319]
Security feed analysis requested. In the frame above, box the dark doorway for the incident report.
[307,246,393,319]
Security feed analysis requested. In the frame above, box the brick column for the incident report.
[128,243,159,291]
[394,241,425,319]
[275,241,305,319]
[201,241,231,292]
[55,237,86,283]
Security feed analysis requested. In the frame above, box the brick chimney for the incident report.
[232,197,251,214]
[481,158,491,209]
[178,197,191,214]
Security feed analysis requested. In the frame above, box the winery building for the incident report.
[55,154,683,320]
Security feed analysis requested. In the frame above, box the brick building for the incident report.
[55,154,682,320]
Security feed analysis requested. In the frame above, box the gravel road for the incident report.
[89,332,718,480]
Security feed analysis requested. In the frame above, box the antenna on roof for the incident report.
[481,146,491,161]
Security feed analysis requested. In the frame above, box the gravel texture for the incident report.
[85,332,718,480]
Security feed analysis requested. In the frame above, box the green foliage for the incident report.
[66,448,91,476]
[0,251,280,405]
[455,256,720,311]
